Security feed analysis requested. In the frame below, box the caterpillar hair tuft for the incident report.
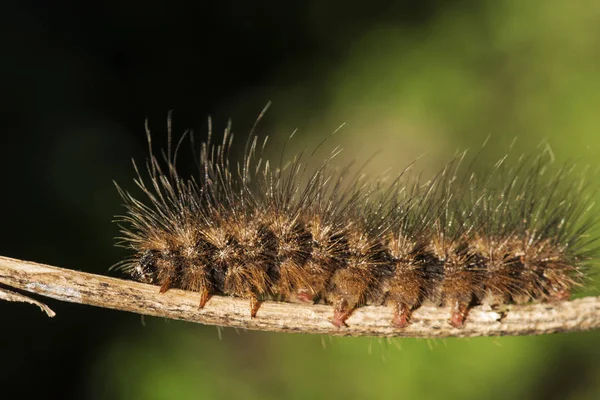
[113,110,598,329]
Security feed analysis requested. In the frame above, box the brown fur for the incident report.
[114,119,595,329]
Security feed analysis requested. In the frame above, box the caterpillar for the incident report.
[113,112,597,329]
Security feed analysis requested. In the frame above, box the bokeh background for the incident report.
[2,1,600,399]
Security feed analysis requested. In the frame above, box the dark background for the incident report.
[2,1,600,399]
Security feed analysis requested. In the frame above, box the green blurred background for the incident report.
[2,1,600,399]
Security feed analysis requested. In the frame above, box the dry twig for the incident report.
[1,255,598,338]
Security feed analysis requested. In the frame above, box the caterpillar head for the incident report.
[133,249,161,284]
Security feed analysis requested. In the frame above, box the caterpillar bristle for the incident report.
[114,115,598,329]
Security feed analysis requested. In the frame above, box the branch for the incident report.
[1,255,599,338]
[0,285,56,317]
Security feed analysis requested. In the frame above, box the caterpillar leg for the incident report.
[159,279,172,294]
[545,271,574,302]
[442,268,480,328]
[331,297,355,328]
[327,271,370,328]
[547,288,571,302]
[249,294,262,318]
[296,290,317,303]
[198,287,211,309]
[391,303,413,328]
[223,263,270,318]
[385,268,426,329]
[448,299,471,328]
[443,270,476,327]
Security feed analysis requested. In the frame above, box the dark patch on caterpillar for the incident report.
[113,111,598,329]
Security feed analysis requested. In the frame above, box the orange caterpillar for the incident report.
[114,116,596,328]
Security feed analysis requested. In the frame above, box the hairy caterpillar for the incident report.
[113,111,597,329]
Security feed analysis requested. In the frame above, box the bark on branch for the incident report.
[1,255,599,338]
